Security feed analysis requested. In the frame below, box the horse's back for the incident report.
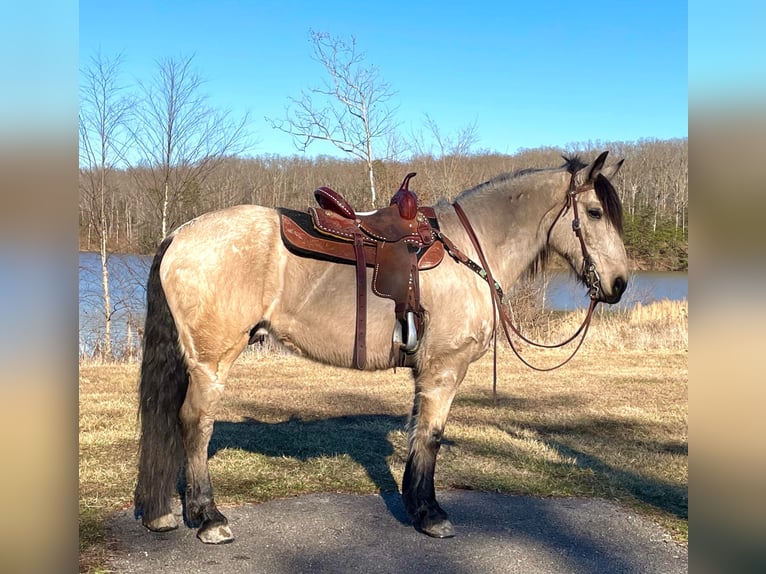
[169,204,278,246]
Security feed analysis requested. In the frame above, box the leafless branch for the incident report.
[265,30,400,206]
[128,55,251,239]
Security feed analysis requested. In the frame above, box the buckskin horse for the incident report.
[134,151,628,543]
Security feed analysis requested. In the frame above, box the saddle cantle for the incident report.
[314,186,356,219]
[279,173,444,369]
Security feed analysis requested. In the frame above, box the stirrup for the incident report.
[393,313,419,353]
[404,312,418,351]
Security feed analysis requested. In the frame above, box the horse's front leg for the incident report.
[180,363,234,544]
[402,363,466,538]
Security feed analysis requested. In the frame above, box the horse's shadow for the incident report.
[207,413,410,524]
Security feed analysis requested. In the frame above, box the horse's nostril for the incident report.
[613,276,627,296]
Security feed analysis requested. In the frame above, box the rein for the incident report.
[440,171,602,398]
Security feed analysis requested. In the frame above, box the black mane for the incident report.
[561,154,588,173]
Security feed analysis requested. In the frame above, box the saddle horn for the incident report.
[390,172,419,220]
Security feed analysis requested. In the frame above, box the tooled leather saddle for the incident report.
[279,173,445,369]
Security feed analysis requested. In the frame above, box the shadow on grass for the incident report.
[457,391,591,411]
[496,417,688,521]
[206,387,686,529]
[208,413,410,524]
[452,389,687,522]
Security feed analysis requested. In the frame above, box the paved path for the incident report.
[108,491,687,573]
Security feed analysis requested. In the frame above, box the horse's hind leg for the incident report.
[180,357,239,544]
[402,362,466,538]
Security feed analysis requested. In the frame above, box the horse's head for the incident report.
[547,151,629,304]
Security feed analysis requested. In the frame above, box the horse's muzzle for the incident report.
[600,276,627,304]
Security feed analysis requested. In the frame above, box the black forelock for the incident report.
[561,155,588,174]
[594,173,624,234]
[561,155,623,233]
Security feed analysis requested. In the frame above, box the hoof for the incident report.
[416,517,455,539]
[143,513,178,532]
[197,519,234,544]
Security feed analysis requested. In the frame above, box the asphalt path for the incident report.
[108,491,687,573]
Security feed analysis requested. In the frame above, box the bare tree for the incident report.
[267,30,399,207]
[79,52,133,358]
[412,113,480,198]
[129,55,250,241]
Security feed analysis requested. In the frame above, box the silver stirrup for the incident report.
[404,312,418,351]
[393,312,419,353]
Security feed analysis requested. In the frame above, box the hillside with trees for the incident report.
[79,138,688,271]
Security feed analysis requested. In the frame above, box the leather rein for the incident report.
[438,170,602,396]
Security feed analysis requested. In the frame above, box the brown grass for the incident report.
[79,301,687,572]
[518,299,688,352]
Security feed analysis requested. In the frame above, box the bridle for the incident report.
[438,169,604,396]
[549,170,602,301]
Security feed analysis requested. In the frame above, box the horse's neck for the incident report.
[450,173,565,288]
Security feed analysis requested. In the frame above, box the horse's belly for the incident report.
[268,256,399,369]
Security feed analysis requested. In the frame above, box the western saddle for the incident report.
[279,173,445,369]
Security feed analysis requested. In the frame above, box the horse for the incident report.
[134,151,628,544]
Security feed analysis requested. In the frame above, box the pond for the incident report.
[79,252,152,357]
[540,270,688,311]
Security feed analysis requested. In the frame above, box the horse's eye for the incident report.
[587,208,603,220]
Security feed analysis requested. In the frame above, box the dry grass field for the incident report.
[79,300,687,572]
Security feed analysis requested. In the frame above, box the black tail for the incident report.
[134,237,189,523]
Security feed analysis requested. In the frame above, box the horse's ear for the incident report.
[601,158,624,180]
[585,151,609,182]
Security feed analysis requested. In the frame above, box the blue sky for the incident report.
[79,0,687,158]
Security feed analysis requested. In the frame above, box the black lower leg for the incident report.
[183,470,233,544]
[183,470,226,528]
[402,428,453,537]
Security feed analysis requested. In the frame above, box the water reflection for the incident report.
[79,252,152,357]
